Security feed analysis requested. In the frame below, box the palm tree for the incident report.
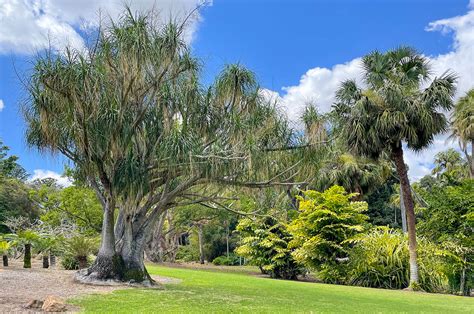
[451,89,474,178]
[432,148,468,183]
[335,46,456,288]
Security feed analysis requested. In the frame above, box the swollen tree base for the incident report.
[74,254,159,288]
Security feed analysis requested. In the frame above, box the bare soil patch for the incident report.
[0,259,176,313]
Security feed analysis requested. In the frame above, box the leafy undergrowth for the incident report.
[71,264,473,313]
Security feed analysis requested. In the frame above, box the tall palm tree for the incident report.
[451,89,474,177]
[335,46,456,288]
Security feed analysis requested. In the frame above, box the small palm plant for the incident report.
[5,230,40,268]
[64,235,99,269]
[0,237,10,266]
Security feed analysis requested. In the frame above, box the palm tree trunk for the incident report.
[399,187,407,233]
[24,243,31,268]
[50,254,56,267]
[2,255,8,267]
[42,255,49,268]
[391,144,419,288]
[470,140,474,178]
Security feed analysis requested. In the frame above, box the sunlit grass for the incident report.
[71,264,473,313]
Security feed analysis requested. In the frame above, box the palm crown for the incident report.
[336,46,456,157]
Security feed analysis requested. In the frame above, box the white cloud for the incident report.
[0,99,4,111]
[30,169,73,187]
[267,4,474,180]
[0,0,209,54]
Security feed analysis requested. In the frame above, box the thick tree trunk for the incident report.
[145,212,166,263]
[42,255,49,268]
[2,255,8,267]
[392,144,419,288]
[115,212,153,284]
[50,255,56,267]
[24,244,31,268]
[84,201,124,280]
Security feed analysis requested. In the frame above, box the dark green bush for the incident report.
[212,253,240,266]
[176,245,200,262]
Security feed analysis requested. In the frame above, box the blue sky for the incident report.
[0,0,473,183]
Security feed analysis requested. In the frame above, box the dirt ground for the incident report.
[0,259,173,313]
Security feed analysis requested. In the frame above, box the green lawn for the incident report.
[72,265,473,313]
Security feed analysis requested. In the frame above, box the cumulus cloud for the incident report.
[0,99,4,112]
[266,4,474,180]
[0,0,209,54]
[30,169,73,187]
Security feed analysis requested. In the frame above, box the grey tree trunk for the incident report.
[392,144,419,288]
[400,187,407,233]
[145,212,166,263]
[470,141,474,178]
[226,223,230,258]
[50,254,56,267]
[86,200,123,280]
[198,225,204,264]
[115,213,152,283]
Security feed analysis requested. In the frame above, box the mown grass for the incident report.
[72,264,473,313]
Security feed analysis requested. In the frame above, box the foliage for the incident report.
[64,234,100,258]
[288,186,368,283]
[431,149,469,184]
[0,139,28,180]
[451,89,474,150]
[236,210,304,280]
[417,179,474,295]
[37,185,103,234]
[0,177,38,233]
[212,253,241,266]
[0,238,10,255]
[347,227,448,292]
[176,244,200,263]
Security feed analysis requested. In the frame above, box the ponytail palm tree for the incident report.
[451,89,474,177]
[24,8,295,283]
[335,46,456,288]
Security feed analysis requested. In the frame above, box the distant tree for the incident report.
[0,139,28,180]
[431,149,469,184]
[336,47,456,288]
[451,89,474,177]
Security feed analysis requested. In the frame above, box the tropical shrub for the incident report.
[236,211,304,280]
[212,253,240,266]
[288,186,368,283]
[0,237,10,266]
[176,244,200,263]
[63,235,99,269]
[347,227,448,292]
